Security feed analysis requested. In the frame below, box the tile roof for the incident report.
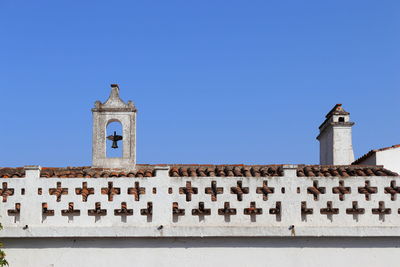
[40,166,155,178]
[297,165,398,177]
[0,168,25,178]
[352,144,400,165]
[0,164,398,178]
[326,104,350,117]
[168,165,283,177]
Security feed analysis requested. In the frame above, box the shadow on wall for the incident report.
[3,237,400,249]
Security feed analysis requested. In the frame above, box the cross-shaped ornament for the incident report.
[179,181,198,202]
[0,182,14,202]
[218,202,237,216]
[332,180,351,201]
[358,181,377,200]
[75,182,94,202]
[49,182,68,202]
[231,181,249,201]
[385,180,400,200]
[205,181,223,201]
[128,182,146,201]
[101,182,120,201]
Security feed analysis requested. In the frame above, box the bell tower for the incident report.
[92,84,137,169]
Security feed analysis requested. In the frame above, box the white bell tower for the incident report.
[317,104,355,165]
[92,84,137,169]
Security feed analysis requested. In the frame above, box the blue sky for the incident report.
[1,1,399,167]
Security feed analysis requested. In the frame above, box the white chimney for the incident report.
[317,104,355,165]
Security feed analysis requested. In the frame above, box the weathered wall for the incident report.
[3,237,400,267]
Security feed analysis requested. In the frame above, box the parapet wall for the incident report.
[1,165,400,238]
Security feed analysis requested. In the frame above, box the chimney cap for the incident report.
[325,104,350,119]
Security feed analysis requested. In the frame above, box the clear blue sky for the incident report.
[1,1,399,167]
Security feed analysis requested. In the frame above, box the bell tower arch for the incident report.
[92,84,137,169]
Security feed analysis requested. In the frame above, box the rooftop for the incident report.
[1,164,398,178]
[353,144,400,165]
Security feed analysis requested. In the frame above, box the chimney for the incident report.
[317,104,355,165]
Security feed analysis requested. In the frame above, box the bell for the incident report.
[107,131,123,149]
[111,140,118,149]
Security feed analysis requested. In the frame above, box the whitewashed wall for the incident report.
[1,165,400,237]
[3,237,400,267]
[377,147,400,174]
[1,165,400,267]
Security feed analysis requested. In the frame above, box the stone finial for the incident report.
[92,84,137,112]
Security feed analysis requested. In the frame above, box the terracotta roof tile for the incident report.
[0,168,25,178]
[40,166,156,178]
[167,165,284,177]
[297,165,398,177]
[0,164,398,178]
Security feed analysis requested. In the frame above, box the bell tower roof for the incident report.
[92,84,137,112]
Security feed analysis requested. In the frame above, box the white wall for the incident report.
[377,147,400,174]
[319,128,334,165]
[333,126,355,165]
[1,166,400,238]
[3,237,400,267]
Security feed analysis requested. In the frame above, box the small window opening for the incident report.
[106,121,123,158]
[338,117,345,122]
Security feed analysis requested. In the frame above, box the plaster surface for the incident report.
[3,237,400,267]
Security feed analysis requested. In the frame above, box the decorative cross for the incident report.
[0,182,14,202]
[101,182,120,201]
[358,181,377,200]
[218,202,237,216]
[346,201,365,215]
[192,202,211,216]
[141,202,153,216]
[114,202,133,216]
[179,181,198,202]
[384,180,400,201]
[42,203,54,216]
[256,181,275,201]
[372,201,391,215]
[231,181,249,201]
[269,201,281,216]
[61,202,81,216]
[128,182,146,201]
[332,180,351,201]
[7,203,20,215]
[172,202,185,216]
[107,131,123,149]
[49,182,68,202]
[320,201,339,215]
[205,181,223,201]
[301,201,313,216]
[244,202,262,216]
[75,182,94,202]
[88,202,107,216]
[307,181,325,200]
